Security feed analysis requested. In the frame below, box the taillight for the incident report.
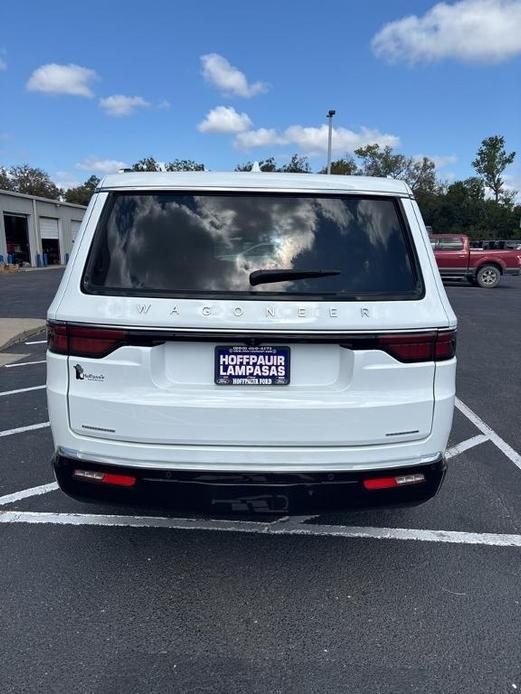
[378,332,435,362]
[68,326,126,358]
[46,322,457,364]
[434,330,457,360]
[377,330,456,363]
[47,322,68,354]
[47,322,126,358]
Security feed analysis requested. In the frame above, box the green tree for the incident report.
[354,144,409,179]
[235,157,278,172]
[0,166,13,190]
[279,154,311,173]
[8,164,61,199]
[64,175,100,206]
[236,153,309,174]
[131,156,205,172]
[131,156,160,171]
[165,159,204,171]
[354,145,437,194]
[481,196,520,239]
[418,176,521,239]
[407,156,437,194]
[418,177,485,235]
[472,135,516,203]
[318,156,359,175]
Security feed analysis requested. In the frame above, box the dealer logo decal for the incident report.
[73,364,104,382]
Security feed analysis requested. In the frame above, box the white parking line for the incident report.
[0,422,50,438]
[25,340,47,345]
[456,397,521,470]
[0,385,46,397]
[0,482,58,507]
[4,360,46,368]
[1,510,521,547]
[446,434,489,459]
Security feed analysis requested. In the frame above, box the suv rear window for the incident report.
[83,192,423,300]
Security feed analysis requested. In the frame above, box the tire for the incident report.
[476,264,501,288]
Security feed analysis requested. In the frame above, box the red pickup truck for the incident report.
[430,234,521,288]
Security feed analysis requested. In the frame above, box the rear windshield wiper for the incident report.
[249,269,341,286]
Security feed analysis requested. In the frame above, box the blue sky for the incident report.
[1,0,520,191]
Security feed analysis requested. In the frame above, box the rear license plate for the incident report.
[215,346,290,385]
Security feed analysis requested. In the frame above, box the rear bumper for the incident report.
[52,452,447,515]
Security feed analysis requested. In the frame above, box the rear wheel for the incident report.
[476,264,501,288]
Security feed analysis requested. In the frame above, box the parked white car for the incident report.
[47,172,456,514]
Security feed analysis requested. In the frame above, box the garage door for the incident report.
[39,217,59,239]
[71,220,82,243]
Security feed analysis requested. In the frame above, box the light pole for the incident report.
[326,109,336,174]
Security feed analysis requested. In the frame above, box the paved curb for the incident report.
[0,321,46,352]
[21,266,65,273]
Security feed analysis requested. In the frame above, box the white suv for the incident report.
[47,172,456,514]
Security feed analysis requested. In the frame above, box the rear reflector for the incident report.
[363,473,425,490]
[73,469,136,487]
[102,473,137,487]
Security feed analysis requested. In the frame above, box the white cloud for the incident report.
[431,154,458,168]
[75,156,129,174]
[415,154,458,168]
[27,63,97,97]
[235,124,399,153]
[372,0,521,64]
[504,172,521,201]
[53,171,81,190]
[0,57,6,71]
[235,128,288,149]
[285,125,399,154]
[198,106,252,133]
[99,94,151,116]
[157,99,171,109]
[200,53,268,97]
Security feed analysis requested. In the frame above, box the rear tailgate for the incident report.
[53,188,453,451]
[66,334,437,446]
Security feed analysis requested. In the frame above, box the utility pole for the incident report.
[326,109,336,174]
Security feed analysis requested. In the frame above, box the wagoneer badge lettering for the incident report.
[162,305,375,320]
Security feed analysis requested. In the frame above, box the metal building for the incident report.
[0,190,87,267]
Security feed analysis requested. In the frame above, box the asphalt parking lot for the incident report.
[1,269,521,693]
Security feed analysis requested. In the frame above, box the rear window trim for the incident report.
[81,190,425,303]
